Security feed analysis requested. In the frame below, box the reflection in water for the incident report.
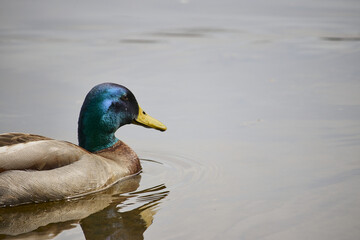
[120,39,162,44]
[321,36,360,42]
[0,175,169,240]
[150,27,229,39]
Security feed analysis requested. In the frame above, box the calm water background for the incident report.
[1,0,360,239]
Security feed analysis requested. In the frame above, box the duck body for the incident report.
[0,134,140,206]
[0,83,166,207]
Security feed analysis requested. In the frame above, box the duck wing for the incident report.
[0,132,53,146]
[0,133,88,172]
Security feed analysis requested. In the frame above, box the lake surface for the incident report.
[0,0,360,239]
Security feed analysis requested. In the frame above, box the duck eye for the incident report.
[121,95,129,101]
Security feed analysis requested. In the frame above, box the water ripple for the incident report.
[139,151,221,191]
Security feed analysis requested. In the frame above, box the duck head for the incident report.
[78,83,166,152]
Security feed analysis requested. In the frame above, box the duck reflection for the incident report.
[0,175,169,239]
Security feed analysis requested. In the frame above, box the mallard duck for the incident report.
[0,83,166,207]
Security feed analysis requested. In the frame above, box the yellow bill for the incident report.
[133,106,167,131]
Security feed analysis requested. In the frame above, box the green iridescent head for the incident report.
[78,83,166,152]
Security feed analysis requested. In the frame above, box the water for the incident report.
[0,0,360,239]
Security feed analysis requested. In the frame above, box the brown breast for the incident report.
[95,140,142,175]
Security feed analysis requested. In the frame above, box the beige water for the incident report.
[0,0,360,239]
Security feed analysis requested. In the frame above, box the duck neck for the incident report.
[78,129,118,153]
[78,115,119,152]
